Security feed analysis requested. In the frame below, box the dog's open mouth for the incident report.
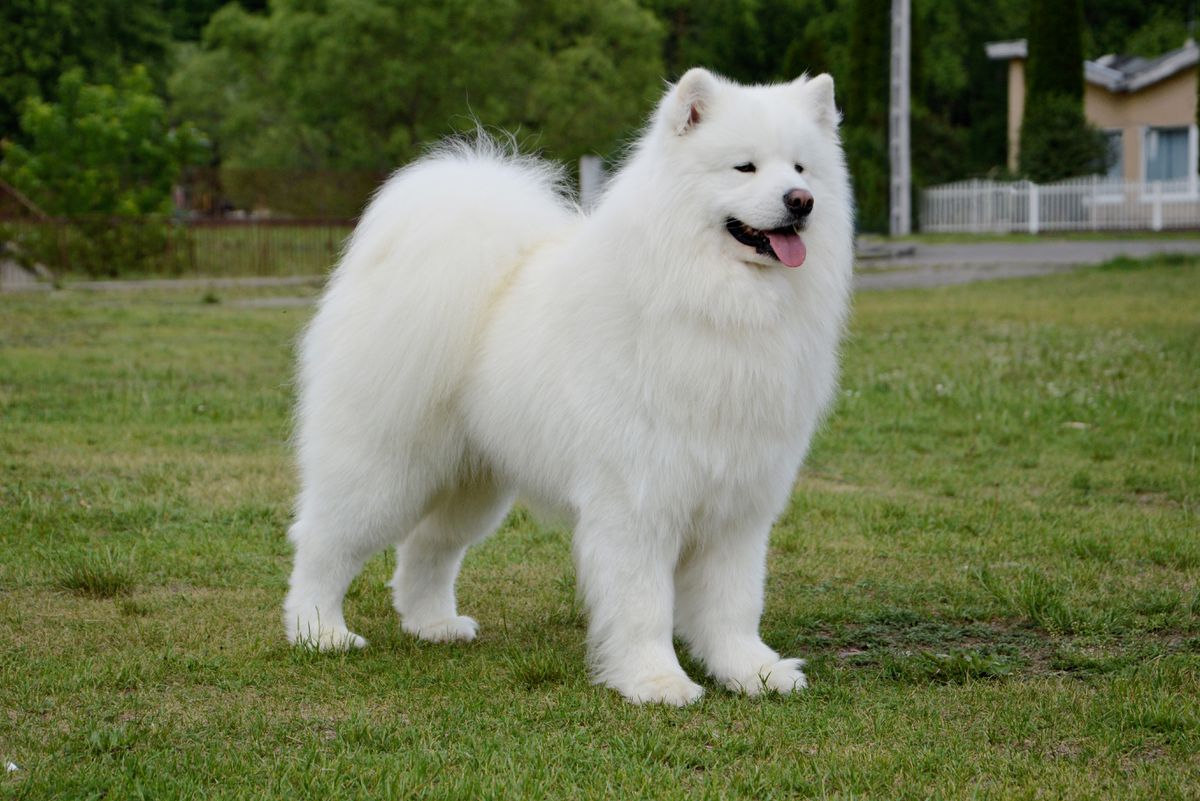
[725,218,807,268]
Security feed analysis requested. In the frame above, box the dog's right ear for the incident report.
[668,68,718,135]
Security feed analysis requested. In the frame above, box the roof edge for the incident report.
[985,39,1199,93]
[986,39,1027,60]
[1124,42,1199,92]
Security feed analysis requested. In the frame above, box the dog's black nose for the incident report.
[784,189,814,218]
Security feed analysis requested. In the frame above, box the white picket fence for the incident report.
[920,176,1200,233]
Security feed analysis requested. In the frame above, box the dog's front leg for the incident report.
[572,510,703,706]
[674,521,807,696]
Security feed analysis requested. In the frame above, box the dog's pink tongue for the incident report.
[766,230,806,267]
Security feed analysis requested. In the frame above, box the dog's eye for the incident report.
[794,164,805,174]
[734,163,756,173]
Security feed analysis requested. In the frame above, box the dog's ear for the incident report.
[799,73,840,131]
[668,68,718,135]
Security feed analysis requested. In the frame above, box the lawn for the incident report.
[1,257,1197,799]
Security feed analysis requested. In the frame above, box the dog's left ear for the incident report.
[668,68,718,135]
[798,73,840,131]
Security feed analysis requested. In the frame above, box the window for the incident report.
[1145,127,1189,181]
[1104,131,1123,179]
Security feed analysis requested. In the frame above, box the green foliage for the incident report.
[842,0,890,232]
[645,0,766,82]
[0,66,208,275]
[776,0,853,81]
[1122,8,1193,58]
[0,0,171,141]
[170,0,664,190]
[911,0,1024,183]
[1027,0,1084,100]
[846,0,889,129]
[843,125,889,233]
[162,0,267,41]
[1018,0,1108,182]
[1084,0,1194,58]
[3,67,205,217]
[1018,93,1110,182]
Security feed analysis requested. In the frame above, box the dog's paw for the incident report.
[402,615,479,643]
[616,673,705,706]
[289,625,368,652]
[725,657,807,696]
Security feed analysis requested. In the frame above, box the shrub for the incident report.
[1018,93,1109,182]
[0,66,206,276]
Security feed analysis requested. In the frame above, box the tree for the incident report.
[642,0,766,82]
[1,67,208,275]
[1018,95,1108,182]
[1018,0,1108,182]
[909,0,1024,181]
[161,0,267,41]
[1122,7,1192,58]
[1083,0,1193,58]
[0,0,171,141]
[1026,0,1083,101]
[843,0,890,231]
[169,0,665,215]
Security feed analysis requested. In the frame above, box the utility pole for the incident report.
[889,0,912,236]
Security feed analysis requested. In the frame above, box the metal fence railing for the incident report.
[0,216,355,278]
[920,176,1200,234]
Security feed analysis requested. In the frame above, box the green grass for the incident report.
[51,547,138,599]
[1,257,1198,799]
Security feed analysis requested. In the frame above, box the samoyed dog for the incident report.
[284,68,854,705]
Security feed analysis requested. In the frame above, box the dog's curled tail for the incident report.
[336,133,578,281]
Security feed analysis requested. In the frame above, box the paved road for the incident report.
[4,238,1199,295]
[855,238,1200,290]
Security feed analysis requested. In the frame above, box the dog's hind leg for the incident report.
[284,472,431,651]
[390,476,515,643]
[284,518,375,651]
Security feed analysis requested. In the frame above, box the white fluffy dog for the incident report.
[284,68,854,705]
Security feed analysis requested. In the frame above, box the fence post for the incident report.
[1151,181,1163,231]
[983,181,994,233]
[1090,175,1098,231]
[579,156,605,211]
[1028,182,1039,235]
[972,180,981,231]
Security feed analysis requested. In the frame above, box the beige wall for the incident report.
[1086,69,1197,181]
[1007,61,1198,180]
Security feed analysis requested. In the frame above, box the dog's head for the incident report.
[650,69,849,270]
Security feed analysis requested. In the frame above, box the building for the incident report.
[986,39,1198,184]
